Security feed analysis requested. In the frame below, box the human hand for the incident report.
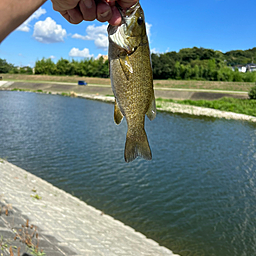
[50,0,137,25]
[104,0,138,25]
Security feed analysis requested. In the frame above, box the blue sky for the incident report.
[1,0,256,67]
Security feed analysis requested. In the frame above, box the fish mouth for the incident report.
[108,1,145,54]
[108,23,130,51]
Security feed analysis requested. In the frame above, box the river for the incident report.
[0,91,256,256]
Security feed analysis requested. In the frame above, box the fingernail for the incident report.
[84,0,92,9]
[100,10,111,18]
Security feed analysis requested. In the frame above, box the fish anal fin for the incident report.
[146,95,156,121]
[119,55,133,80]
[124,128,152,163]
[114,100,124,125]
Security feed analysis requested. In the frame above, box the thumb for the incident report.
[107,0,137,25]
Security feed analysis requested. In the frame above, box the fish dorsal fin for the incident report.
[114,100,124,124]
[119,55,133,80]
[146,95,156,121]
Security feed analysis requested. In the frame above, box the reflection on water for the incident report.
[1,91,256,256]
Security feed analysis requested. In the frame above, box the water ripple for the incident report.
[1,91,256,256]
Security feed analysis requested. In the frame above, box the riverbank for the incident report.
[0,159,178,256]
[79,94,256,122]
[1,80,256,122]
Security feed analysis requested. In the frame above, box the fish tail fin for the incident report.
[124,128,152,163]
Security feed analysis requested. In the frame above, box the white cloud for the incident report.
[72,34,86,40]
[17,7,46,32]
[151,48,159,54]
[49,55,56,59]
[72,24,108,51]
[69,48,94,58]
[72,22,152,50]
[96,53,103,59]
[33,17,67,43]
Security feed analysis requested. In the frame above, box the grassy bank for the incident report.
[153,79,255,92]
[156,97,256,117]
[2,74,111,85]
[2,73,255,92]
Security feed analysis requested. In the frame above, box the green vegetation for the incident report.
[225,48,256,65]
[61,92,70,97]
[0,157,7,164]
[152,47,256,82]
[0,58,32,74]
[248,86,256,99]
[0,235,9,251]
[0,59,15,73]
[34,57,109,78]
[29,247,46,256]
[30,194,42,200]
[1,47,256,82]
[11,88,27,91]
[156,97,256,117]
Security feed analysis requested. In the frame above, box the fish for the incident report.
[108,1,156,163]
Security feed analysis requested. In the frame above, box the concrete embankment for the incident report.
[0,160,179,256]
[1,80,255,122]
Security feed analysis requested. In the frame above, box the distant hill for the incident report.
[224,48,256,65]
[151,47,256,81]
[152,47,256,67]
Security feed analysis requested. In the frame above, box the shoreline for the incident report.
[75,93,256,123]
[0,160,178,256]
[1,80,256,123]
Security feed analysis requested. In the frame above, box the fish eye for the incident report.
[137,17,144,25]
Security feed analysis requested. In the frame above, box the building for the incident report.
[231,63,256,73]
[231,65,246,73]
[246,63,256,72]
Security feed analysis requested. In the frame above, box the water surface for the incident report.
[1,91,256,256]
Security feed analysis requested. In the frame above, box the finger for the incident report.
[106,0,115,7]
[60,7,83,24]
[97,1,112,22]
[51,0,80,12]
[118,0,137,9]
[108,5,121,26]
[79,0,97,21]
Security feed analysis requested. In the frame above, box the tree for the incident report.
[193,65,200,80]
[56,58,70,75]
[0,58,15,73]
[19,66,33,74]
[35,58,56,75]
[173,61,181,79]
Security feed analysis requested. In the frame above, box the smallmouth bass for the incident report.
[108,1,156,162]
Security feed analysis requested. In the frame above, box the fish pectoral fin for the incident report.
[119,55,133,80]
[114,100,124,125]
[146,95,157,121]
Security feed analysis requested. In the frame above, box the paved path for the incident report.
[0,81,248,100]
[0,160,178,256]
